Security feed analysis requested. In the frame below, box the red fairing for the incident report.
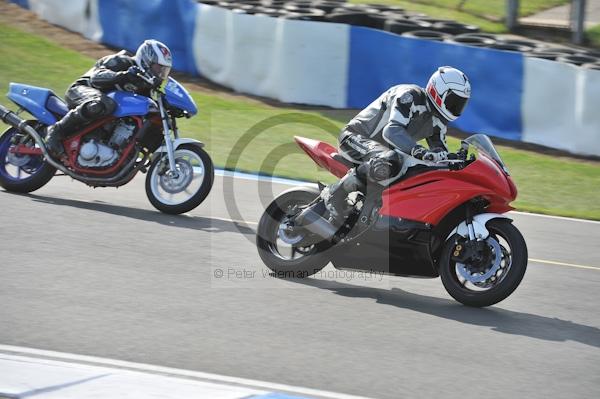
[295,136,517,226]
[294,136,349,178]
[379,154,516,225]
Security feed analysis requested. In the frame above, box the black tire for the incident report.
[256,187,332,278]
[499,38,542,49]
[432,21,479,35]
[454,32,498,41]
[282,8,327,21]
[384,19,431,34]
[582,62,600,70]
[199,0,221,5]
[489,42,534,53]
[0,126,55,193]
[402,30,451,42]
[532,46,579,55]
[312,1,347,14]
[326,12,372,27]
[145,144,214,214]
[527,51,565,61]
[439,219,528,307]
[445,36,495,48]
[332,4,379,14]
[556,54,599,66]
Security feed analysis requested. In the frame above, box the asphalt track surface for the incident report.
[1,173,599,399]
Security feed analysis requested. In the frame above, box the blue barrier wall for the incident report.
[98,0,199,75]
[347,27,524,141]
[10,0,28,8]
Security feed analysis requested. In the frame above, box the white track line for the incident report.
[0,345,372,399]
[529,258,600,271]
[509,211,600,225]
[203,215,259,226]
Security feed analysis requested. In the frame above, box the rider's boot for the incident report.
[321,167,366,221]
[45,108,88,157]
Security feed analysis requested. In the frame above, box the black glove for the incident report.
[411,145,448,162]
[127,66,143,77]
[120,66,157,88]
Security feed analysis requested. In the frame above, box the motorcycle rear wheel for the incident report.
[0,126,55,193]
[256,187,332,278]
[439,219,528,307]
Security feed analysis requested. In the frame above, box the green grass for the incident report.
[1,22,599,220]
[587,24,600,48]
[351,0,570,33]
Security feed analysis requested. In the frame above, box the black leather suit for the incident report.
[64,50,155,123]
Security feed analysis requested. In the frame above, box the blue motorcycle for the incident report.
[0,76,214,214]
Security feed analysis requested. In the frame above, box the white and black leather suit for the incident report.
[339,84,449,181]
[324,84,450,217]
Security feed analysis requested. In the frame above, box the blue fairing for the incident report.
[7,80,193,124]
[7,83,59,125]
[165,77,198,115]
[106,91,156,117]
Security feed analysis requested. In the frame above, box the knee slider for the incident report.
[368,150,401,181]
[81,98,116,119]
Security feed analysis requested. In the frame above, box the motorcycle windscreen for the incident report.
[464,134,509,175]
[164,77,198,116]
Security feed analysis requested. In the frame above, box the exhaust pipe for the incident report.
[0,104,33,134]
[0,104,74,175]
[0,104,57,164]
[295,206,338,241]
[0,104,143,186]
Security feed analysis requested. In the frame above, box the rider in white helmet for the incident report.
[324,66,471,219]
[45,40,173,156]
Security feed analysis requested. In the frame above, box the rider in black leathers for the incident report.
[45,40,173,156]
[324,66,472,219]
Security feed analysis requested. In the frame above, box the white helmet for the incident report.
[135,39,173,83]
[426,66,471,122]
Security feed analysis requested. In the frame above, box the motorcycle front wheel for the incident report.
[439,219,528,307]
[145,144,214,214]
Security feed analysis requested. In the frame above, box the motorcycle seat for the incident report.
[46,95,69,117]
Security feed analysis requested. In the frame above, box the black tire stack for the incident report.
[198,1,600,68]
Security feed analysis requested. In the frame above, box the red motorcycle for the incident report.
[256,134,527,307]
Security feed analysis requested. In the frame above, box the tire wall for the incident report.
[27,0,103,42]
[10,0,600,156]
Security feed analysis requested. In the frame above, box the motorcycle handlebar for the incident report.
[136,72,156,86]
